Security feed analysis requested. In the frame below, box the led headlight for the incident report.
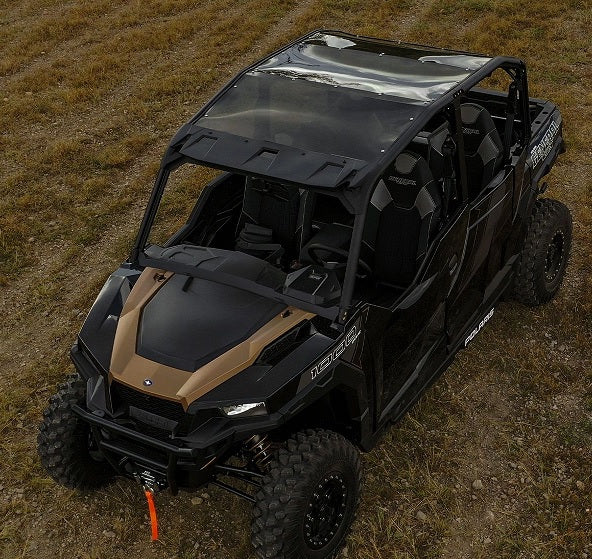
[221,402,267,417]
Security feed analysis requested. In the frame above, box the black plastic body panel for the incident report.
[78,265,141,373]
[137,273,285,372]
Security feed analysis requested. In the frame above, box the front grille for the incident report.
[110,382,186,424]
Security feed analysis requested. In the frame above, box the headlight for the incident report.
[221,402,267,417]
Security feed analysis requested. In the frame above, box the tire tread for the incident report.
[512,198,572,306]
[251,428,361,559]
[37,375,114,489]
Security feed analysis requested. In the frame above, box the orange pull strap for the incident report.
[144,490,159,541]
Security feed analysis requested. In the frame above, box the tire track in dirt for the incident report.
[0,0,123,78]
[3,3,591,558]
[0,0,244,145]
[0,7,338,558]
[258,0,318,46]
[0,0,286,209]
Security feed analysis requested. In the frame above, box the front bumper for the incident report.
[72,404,214,493]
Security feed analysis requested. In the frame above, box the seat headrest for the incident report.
[384,151,436,209]
[460,103,504,191]
[460,103,501,155]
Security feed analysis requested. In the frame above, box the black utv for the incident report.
[38,30,572,559]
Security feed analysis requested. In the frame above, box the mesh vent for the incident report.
[257,321,311,366]
[110,382,186,424]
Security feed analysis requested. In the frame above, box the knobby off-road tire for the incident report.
[38,375,115,489]
[512,198,572,306]
[251,429,361,559]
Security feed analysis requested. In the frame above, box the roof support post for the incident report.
[130,167,170,264]
[451,96,468,203]
[338,210,367,324]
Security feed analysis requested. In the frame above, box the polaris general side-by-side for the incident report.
[38,31,572,559]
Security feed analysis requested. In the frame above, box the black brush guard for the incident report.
[72,404,264,501]
[72,404,200,494]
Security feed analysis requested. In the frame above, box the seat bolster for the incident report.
[414,183,438,219]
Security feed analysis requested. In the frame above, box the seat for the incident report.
[460,103,504,197]
[236,178,305,261]
[298,190,356,266]
[301,152,441,286]
[411,121,456,218]
[370,151,442,287]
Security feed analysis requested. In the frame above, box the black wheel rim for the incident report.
[545,230,564,282]
[304,474,348,549]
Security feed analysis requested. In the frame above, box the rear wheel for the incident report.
[251,429,361,559]
[512,198,572,306]
[38,375,115,489]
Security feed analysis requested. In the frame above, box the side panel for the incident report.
[528,106,563,185]
[505,106,564,281]
[196,312,372,446]
[78,265,141,374]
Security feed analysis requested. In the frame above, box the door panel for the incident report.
[446,170,514,342]
[365,209,469,423]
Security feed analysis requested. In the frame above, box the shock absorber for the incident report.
[244,434,274,470]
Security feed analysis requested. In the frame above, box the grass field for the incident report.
[0,1,591,558]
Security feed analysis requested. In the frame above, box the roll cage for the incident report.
[131,30,531,325]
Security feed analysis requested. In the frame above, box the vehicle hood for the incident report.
[109,268,313,409]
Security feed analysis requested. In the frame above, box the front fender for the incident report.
[78,265,141,373]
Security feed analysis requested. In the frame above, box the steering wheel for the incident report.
[305,243,373,277]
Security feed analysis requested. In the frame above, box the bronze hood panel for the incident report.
[110,267,314,409]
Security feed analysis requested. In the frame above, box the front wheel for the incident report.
[251,429,361,559]
[512,198,572,306]
[38,375,116,489]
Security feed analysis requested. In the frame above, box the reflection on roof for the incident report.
[254,36,489,103]
[179,31,492,187]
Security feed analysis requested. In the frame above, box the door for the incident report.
[366,209,469,424]
[446,169,514,344]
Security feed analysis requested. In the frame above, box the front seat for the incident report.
[460,103,504,197]
[372,151,442,287]
[236,177,303,261]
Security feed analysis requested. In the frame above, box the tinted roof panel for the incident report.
[188,31,492,176]
[198,72,424,161]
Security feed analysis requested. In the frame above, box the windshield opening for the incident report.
[147,164,225,248]
[139,162,360,314]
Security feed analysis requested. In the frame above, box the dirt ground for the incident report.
[0,1,591,558]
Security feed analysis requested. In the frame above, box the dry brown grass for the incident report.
[0,0,591,558]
